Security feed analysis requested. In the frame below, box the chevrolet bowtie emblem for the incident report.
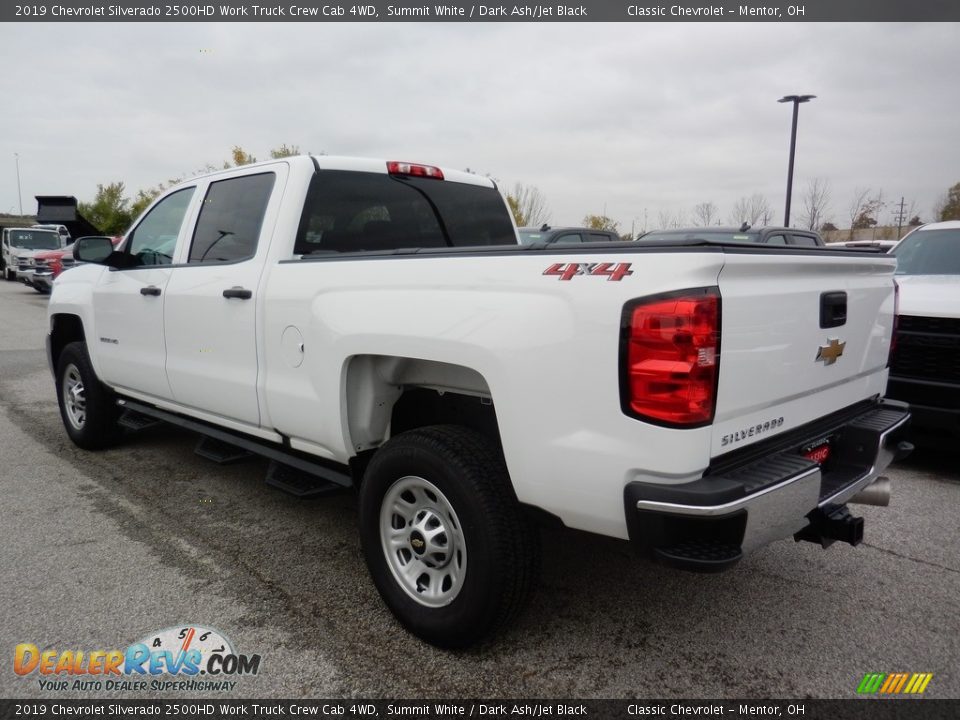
[816,338,846,365]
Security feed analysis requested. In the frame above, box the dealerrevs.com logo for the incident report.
[14,625,261,693]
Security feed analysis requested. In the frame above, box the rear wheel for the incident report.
[359,425,539,648]
[56,341,120,450]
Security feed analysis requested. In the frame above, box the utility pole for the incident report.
[893,196,907,240]
[14,153,23,216]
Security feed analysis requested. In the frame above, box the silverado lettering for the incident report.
[720,417,785,447]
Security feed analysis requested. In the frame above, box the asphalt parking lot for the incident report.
[0,278,957,700]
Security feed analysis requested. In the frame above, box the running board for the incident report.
[266,461,346,498]
[195,436,254,464]
[116,398,353,490]
[118,409,163,432]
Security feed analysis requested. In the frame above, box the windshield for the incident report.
[7,229,61,250]
[640,230,760,244]
[518,230,544,245]
[892,229,960,275]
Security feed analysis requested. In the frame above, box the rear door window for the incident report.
[588,232,614,242]
[189,173,275,264]
[790,233,820,247]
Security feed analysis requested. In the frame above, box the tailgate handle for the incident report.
[820,291,847,328]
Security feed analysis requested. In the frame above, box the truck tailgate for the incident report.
[712,250,897,458]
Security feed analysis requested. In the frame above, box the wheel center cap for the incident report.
[409,531,426,555]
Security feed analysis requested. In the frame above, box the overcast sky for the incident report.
[1,22,958,232]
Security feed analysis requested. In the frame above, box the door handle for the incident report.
[223,286,252,300]
[140,286,161,297]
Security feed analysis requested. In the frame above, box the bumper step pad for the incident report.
[653,540,742,573]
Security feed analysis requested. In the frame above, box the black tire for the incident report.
[359,425,539,649]
[4,266,14,281]
[55,341,120,450]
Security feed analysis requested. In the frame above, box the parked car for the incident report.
[29,248,73,293]
[32,236,123,293]
[1,227,64,282]
[638,226,825,247]
[518,225,620,245]
[886,221,960,442]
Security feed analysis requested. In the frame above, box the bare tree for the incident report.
[505,183,550,227]
[847,187,883,239]
[798,177,831,231]
[729,198,749,226]
[692,202,718,227]
[729,194,771,227]
[656,209,673,229]
[850,188,883,240]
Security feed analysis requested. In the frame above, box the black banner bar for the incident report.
[4,0,960,23]
[1,700,959,720]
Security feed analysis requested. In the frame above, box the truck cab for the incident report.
[2,227,64,282]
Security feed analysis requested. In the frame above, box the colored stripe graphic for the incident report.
[858,672,933,694]
[857,673,885,693]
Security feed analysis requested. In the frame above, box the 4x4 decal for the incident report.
[543,262,633,281]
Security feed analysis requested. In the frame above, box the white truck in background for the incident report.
[1,227,65,282]
[47,155,910,647]
[886,220,960,442]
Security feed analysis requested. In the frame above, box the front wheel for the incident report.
[55,341,120,450]
[359,425,539,648]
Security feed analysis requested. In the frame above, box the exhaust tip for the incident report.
[849,476,891,507]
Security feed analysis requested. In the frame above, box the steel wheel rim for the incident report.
[63,363,86,430]
[380,475,466,608]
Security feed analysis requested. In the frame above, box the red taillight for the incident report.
[888,279,900,367]
[387,161,444,180]
[621,288,720,427]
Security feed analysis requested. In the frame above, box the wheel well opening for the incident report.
[50,314,85,368]
[391,388,501,447]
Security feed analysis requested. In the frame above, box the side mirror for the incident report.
[73,236,114,264]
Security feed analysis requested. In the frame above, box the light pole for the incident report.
[14,153,23,216]
[778,94,815,227]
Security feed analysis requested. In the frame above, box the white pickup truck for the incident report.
[47,155,911,647]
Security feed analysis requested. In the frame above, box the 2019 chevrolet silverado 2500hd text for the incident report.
[47,155,910,647]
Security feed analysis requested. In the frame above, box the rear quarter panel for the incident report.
[262,248,726,539]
